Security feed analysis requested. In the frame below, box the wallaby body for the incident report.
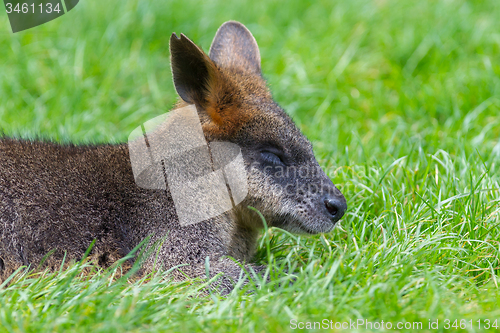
[0,22,346,289]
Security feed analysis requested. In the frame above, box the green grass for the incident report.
[1,0,500,331]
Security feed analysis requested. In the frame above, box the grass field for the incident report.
[1,0,500,331]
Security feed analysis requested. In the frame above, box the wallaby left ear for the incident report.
[170,32,246,136]
[170,33,218,106]
[209,21,261,75]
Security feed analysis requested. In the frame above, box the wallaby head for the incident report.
[170,21,347,234]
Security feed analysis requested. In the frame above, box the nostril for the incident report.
[324,199,339,217]
[324,197,347,222]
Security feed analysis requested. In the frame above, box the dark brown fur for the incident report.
[0,22,346,290]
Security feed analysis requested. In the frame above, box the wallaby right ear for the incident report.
[170,33,218,106]
[209,21,261,75]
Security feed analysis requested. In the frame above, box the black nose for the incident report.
[324,196,347,222]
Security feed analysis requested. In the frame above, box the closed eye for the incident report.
[261,151,285,166]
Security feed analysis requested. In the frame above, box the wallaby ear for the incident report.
[209,21,261,75]
[170,33,218,106]
[170,32,247,136]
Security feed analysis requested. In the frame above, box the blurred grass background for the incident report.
[1,0,500,332]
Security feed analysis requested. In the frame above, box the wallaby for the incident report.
[0,21,347,290]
